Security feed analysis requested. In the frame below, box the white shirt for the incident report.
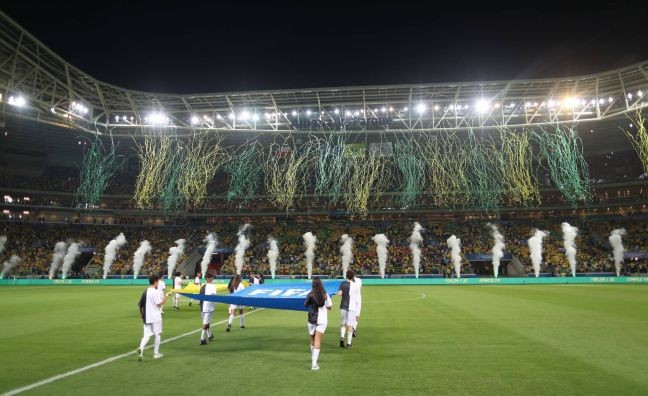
[235,283,245,292]
[174,276,182,289]
[157,279,166,290]
[194,276,201,285]
[316,294,333,325]
[348,280,360,313]
[253,277,260,285]
[354,276,363,315]
[145,287,163,324]
[201,283,217,312]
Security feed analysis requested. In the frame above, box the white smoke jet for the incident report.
[102,233,126,279]
[372,233,390,279]
[132,240,152,279]
[0,255,22,279]
[201,233,218,277]
[340,234,354,275]
[447,235,462,278]
[609,228,627,276]
[0,235,6,255]
[166,239,186,279]
[48,241,68,279]
[235,223,252,275]
[561,222,579,277]
[528,229,549,278]
[303,232,317,280]
[267,237,279,279]
[62,242,81,280]
[487,223,505,278]
[409,222,424,278]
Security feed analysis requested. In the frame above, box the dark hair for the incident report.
[309,277,326,307]
[205,272,213,279]
[148,274,159,285]
[346,269,355,280]
[229,275,241,293]
[175,272,181,277]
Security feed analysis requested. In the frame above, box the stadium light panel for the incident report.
[345,111,351,116]
[306,110,312,116]
[627,93,633,99]
[252,113,259,121]
[608,97,614,103]
[389,107,393,112]
[191,116,200,125]
[291,110,297,117]
[381,107,386,113]
[240,111,250,120]
[433,105,440,111]
[334,108,339,114]
[475,99,489,114]
[148,112,168,125]
[229,113,235,120]
[563,97,578,108]
[416,103,425,114]
[8,95,26,107]
[639,90,644,97]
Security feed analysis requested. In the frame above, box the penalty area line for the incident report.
[2,308,265,396]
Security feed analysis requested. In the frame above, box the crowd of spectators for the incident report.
[1,215,646,279]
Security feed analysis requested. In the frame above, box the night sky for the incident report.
[1,1,647,94]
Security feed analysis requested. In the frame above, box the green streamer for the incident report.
[76,133,123,206]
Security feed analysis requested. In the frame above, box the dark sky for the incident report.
[1,1,647,94]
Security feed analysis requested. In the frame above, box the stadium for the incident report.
[1,4,647,396]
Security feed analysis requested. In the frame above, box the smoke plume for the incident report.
[340,234,354,275]
[409,222,424,278]
[267,237,279,279]
[561,222,579,277]
[49,241,68,279]
[447,235,462,278]
[201,233,218,277]
[303,232,317,279]
[235,223,252,275]
[609,228,627,276]
[62,242,81,279]
[102,233,126,279]
[166,239,186,279]
[487,223,505,278]
[372,233,390,279]
[528,229,548,277]
[0,255,22,279]
[133,240,152,279]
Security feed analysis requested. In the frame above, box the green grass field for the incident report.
[1,285,647,395]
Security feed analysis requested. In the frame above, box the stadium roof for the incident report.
[1,10,647,137]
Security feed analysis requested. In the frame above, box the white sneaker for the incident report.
[153,353,164,359]
[311,365,320,371]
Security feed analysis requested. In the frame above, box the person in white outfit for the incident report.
[226,275,246,331]
[156,274,167,313]
[305,277,332,371]
[199,273,217,345]
[137,275,172,361]
[173,272,183,309]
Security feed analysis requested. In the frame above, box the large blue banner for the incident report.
[180,280,342,311]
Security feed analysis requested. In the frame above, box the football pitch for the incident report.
[1,285,647,395]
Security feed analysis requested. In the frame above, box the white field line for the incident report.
[2,309,264,396]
